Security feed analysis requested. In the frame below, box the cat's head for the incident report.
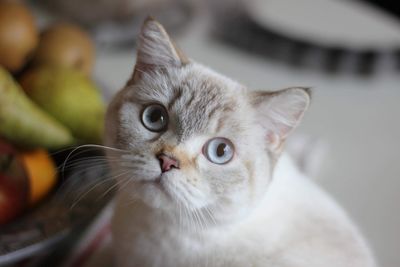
[105,17,310,226]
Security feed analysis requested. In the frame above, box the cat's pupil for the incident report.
[216,143,226,157]
[150,109,162,122]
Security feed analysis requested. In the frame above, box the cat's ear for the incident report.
[249,87,311,152]
[130,17,189,83]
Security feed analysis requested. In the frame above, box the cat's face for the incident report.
[105,18,310,226]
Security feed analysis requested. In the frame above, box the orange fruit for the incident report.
[19,149,57,205]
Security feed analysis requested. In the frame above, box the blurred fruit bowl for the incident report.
[0,147,115,266]
[0,3,114,264]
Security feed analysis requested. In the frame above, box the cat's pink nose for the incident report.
[157,154,179,173]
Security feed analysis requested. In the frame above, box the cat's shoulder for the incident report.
[266,153,358,230]
[252,153,376,267]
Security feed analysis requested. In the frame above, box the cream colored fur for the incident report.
[105,18,376,267]
[111,154,375,267]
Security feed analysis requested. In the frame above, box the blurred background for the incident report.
[0,0,399,266]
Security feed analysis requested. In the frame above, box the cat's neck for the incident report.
[114,187,269,241]
[115,193,245,243]
[115,191,193,229]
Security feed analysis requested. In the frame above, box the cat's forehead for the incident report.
[135,63,243,100]
[128,63,247,140]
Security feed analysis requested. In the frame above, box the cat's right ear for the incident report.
[249,88,311,153]
[129,17,189,84]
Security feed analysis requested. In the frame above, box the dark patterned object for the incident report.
[211,7,400,76]
[360,0,400,20]
[0,149,115,266]
[35,0,193,47]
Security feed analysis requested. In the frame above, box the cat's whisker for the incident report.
[184,203,195,235]
[197,208,207,231]
[177,198,182,233]
[120,153,146,160]
[61,143,128,163]
[68,179,112,209]
[50,146,83,156]
[123,183,145,208]
[59,154,123,163]
[56,166,108,197]
[118,176,135,192]
[203,206,217,227]
[60,144,127,182]
[97,172,134,201]
[57,159,109,171]
[68,169,131,209]
[187,204,200,237]
[60,157,136,170]
[192,208,202,233]
[58,144,129,164]
[118,159,147,168]
[58,155,141,185]
[57,163,118,189]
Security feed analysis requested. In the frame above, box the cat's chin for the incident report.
[128,172,181,210]
[130,172,205,213]
[138,171,172,194]
[138,175,163,189]
[131,181,172,210]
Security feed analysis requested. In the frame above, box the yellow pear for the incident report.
[33,23,94,75]
[21,66,105,144]
[0,66,74,149]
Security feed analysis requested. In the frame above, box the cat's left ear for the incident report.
[249,87,311,152]
[130,17,189,84]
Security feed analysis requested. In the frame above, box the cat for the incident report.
[104,17,376,267]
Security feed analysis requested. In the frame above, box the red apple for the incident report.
[0,174,27,225]
[0,139,28,225]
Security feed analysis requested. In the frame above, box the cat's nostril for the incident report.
[157,154,179,173]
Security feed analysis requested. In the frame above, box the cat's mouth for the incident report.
[138,171,175,195]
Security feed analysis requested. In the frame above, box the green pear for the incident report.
[0,66,74,149]
[21,66,105,144]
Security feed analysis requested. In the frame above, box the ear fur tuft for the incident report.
[250,87,311,152]
[130,17,188,84]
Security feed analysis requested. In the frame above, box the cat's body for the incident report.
[112,154,374,267]
[105,18,376,267]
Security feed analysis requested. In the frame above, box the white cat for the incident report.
[104,17,376,267]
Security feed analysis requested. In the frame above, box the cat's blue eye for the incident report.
[203,137,234,165]
[141,104,168,132]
